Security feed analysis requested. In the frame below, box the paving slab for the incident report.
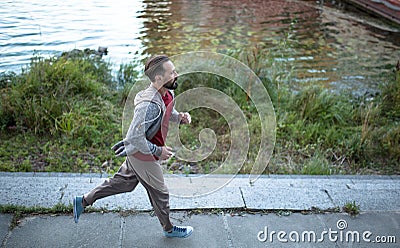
[2,212,399,248]
[227,213,332,248]
[122,212,228,248]
[0,175,153,210]
[346,180,400,190]
[241,187,334,210]
[228,212,400,248]
[1,173,400,212]
[316,212,400,247]
[245,178,352,190]
[328,188,400,211]
[0,174,247,211]
[0,176,96,207]
[165,174,248,197]
[0,176,61,208]
[4,213,121,248]
[0,214,12,245]
[170,187,245,209]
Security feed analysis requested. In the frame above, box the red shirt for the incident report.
[150,91,174,147]
[133,91,174,161]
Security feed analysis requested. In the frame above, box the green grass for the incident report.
[343,201,360,216]
[169,49,400,175]
[0,203,72,215]
[0,52,126,173]
[0,48,399,175]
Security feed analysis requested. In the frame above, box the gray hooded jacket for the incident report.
[123,84,179,157]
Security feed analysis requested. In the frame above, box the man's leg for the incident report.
[83,159,139,206]
[126,155,193,238]
[126,156,173,231]
[74,159,139,223]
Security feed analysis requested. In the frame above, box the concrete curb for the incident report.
[0,173,399,211]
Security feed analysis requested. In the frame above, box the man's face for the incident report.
[161,61,179,90]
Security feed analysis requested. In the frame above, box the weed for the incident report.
[342,201,360,216]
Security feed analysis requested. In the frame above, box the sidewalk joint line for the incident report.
[119,216,125,248]
[222,212,234,248]
[322,189,335,206]
[239,187,247,209]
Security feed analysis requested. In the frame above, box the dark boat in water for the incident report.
[344,0,400,25]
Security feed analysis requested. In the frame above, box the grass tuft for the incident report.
[342,201,360,216]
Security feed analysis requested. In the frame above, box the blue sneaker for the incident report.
[73,196,84,223]
[164,225,193,238]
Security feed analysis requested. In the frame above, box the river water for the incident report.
[1,0,399,92]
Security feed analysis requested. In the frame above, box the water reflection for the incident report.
[139,0,321,54]
[138,0,400,91]
[1,0,399,91]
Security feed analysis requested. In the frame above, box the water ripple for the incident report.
[0,0,399,91]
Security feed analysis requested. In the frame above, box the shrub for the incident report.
[0,51,123,172]
[0,53,117,137]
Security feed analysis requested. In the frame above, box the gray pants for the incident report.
[83,155,173,231]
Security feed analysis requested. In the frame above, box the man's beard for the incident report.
[163,77,178,90]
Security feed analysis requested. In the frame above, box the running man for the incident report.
[73,55,193,238]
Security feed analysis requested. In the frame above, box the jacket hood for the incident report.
[134,84,164,107]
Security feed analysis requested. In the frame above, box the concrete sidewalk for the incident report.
[0,173,399,247]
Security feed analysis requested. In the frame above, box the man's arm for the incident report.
[170,108,191,124]
[122,102,163,156]
[169,108,180,123]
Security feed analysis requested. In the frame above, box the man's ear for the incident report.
[154,74,163,84]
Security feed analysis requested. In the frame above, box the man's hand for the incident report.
[112,141,175,160]
[160,146,174,160]
[111,140,127,157]
[179,112,191,124]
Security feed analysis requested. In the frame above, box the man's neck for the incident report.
[150,83,168,96]
[158,87,168,96]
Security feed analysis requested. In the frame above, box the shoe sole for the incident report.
[183,229,193,238]
[164,229,193,238]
